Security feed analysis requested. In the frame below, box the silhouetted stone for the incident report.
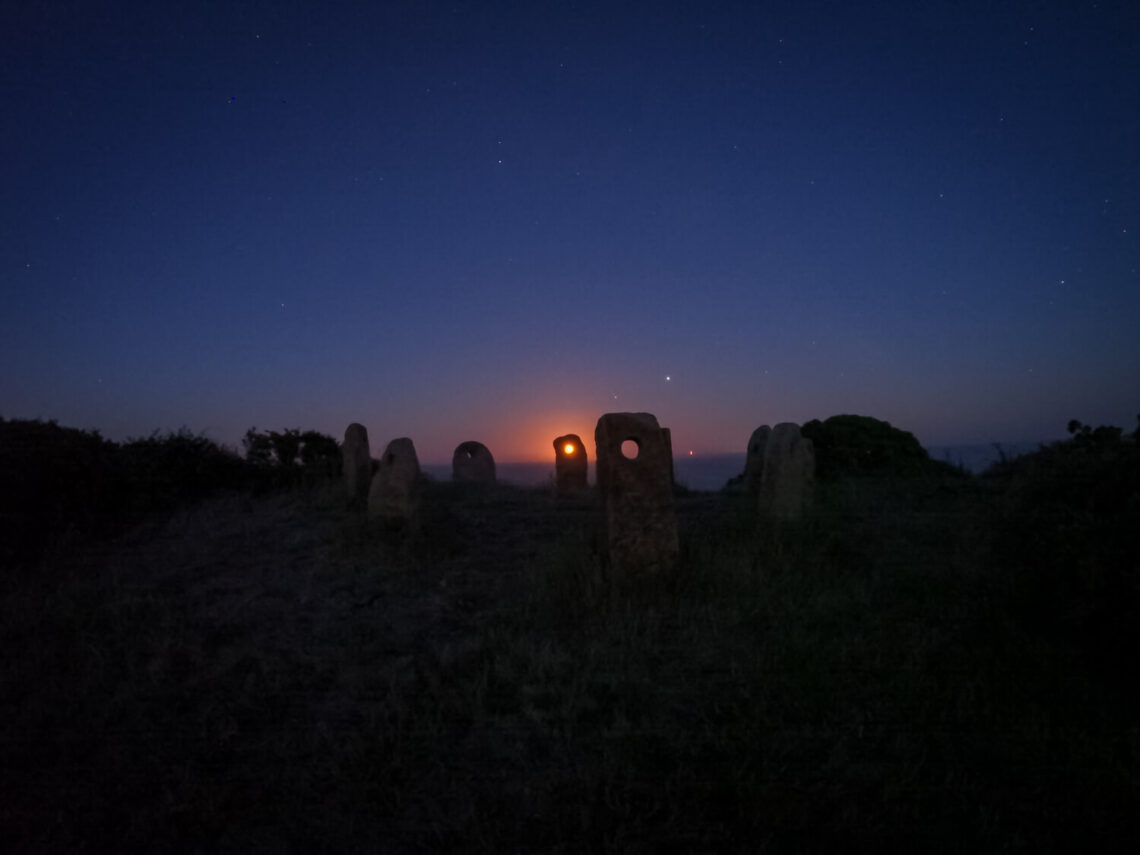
[553,433,588,493]
[743,425,771,492]
[759,422,815,521]
[342,423,372,508]
[452,441,495,484]
[595,412,678,574]
[368,437,421,525]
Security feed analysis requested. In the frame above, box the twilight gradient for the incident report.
[3,1,1137,462]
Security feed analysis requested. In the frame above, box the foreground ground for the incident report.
[2,476,1137,852]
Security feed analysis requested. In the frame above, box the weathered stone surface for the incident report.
[452,441,496,484]
[342,423,372,508]
[759,422,815,521]
[743,425,771,492]
[368,437,421,525]
[595,412,678,574]
[553,433,588,493]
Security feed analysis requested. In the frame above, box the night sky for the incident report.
[3,1,1137,463]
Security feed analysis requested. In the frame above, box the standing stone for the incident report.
[743,425,771,492]
[368,437,421,525]
[553,433,588,493]
[595,412,678,574]
[342,423,372,508]
[452,441,496,484]
[759,422,815,521]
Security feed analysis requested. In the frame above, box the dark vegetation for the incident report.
[0,419,340,568]
[2,415,1138,852]
[242,427,341,488]
[802,413,960,479]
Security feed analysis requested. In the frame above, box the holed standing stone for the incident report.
[743,425,771,492]
[553,433,588,493]
[342,422,372,508]
[368,437,421,525]
[595,412,678,574]
[759,422,815,521]
[452,441,496,484]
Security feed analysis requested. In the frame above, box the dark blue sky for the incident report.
[3,0,1137,461]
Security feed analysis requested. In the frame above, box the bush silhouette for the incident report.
[116,428,246,513]
[0,417,119,566]
[986,417,1140,685]
[801,414,934,480]
[242,427,341,487]
[0,420,258,567]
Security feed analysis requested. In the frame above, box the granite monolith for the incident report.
[743,425,771,492]
[553,433,588,493]
[452,441,496,484]
[595,412,678,574]
[759,422,815,521]
[368,437,421,525]
[343,422,372,508]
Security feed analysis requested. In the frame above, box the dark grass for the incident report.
[2,435,1139,852]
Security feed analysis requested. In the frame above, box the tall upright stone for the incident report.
[759,422,815,521]
[452,441,496,484]
[553,433,588,493]
[342,422,372,508]
[743,425,771,492]
[595,412,678,574]
[368,437,421,526]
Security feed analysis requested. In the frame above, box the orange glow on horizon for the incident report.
[496,410,598,463]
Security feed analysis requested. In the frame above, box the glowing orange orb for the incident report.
[563,443,576,455]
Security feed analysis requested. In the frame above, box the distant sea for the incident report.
[423,442,1051,492]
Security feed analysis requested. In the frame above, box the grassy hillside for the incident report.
[2,418,1138,851]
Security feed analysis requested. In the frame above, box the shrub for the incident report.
[242,427,341,488]
[986,418,1140,689]
[115,428,247,513]
[801,414,934,480]
[0,417,121,566]
[1,418,345,567]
